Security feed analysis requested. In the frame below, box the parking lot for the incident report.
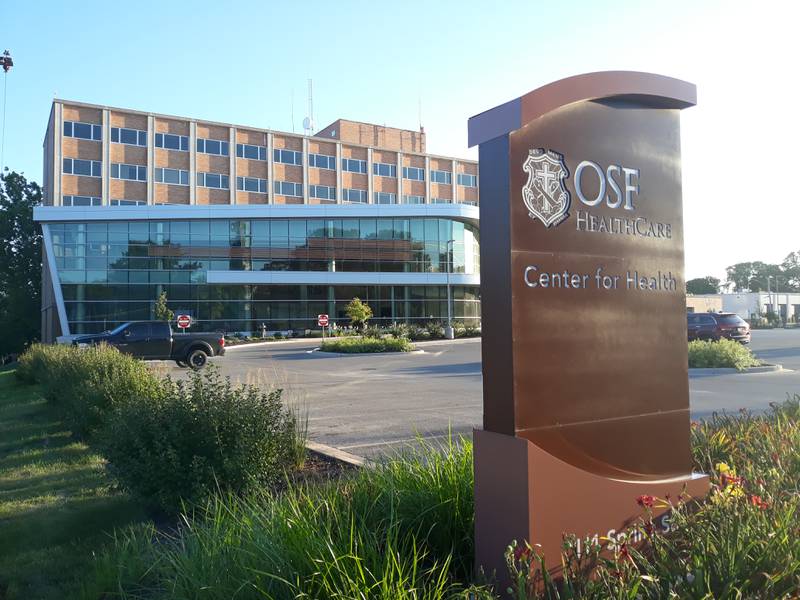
[171,329,800,458]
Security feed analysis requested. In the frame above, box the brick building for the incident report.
[35,100,480,341]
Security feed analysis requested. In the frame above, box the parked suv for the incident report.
[687,312,751,344]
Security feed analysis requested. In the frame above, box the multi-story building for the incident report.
[34,100,480,341]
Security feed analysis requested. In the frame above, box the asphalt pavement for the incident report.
[176,329,800,458]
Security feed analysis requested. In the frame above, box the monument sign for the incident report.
[469,71,709,579]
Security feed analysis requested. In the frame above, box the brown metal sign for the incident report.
[469,71,709,582]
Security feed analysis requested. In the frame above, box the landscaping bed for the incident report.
[688,338,764,371]
[319,336,414,353]
[5,343,800,598]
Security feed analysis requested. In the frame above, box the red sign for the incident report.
[176,314,192,329]
[317,314,329,327]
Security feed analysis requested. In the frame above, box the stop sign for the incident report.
[176,314,192,329]
[317,314,329,327]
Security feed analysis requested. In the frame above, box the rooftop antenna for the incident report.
[290,89,295,133]
[302,78,315,136]
[1,49,13,172]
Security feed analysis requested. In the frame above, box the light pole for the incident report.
[445,238,455,339]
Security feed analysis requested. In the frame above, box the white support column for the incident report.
[54,103,63,205]
[424,156,431,204]
[397,152,403,204]
[335,142,343,204]
[147,115,154,205]
[41,223,69,336]
[229,127,236,205]
[267,132,274,204]
[302,137,309,204]
[189,121,197,205]
[101,109,110,205]
[451,159,458,204]
[367,148,374,204]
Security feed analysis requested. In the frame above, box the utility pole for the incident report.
[0,49,13,171]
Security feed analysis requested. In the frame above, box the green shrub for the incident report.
[688,338,762,371]
[95,437,476,599]
[388,322,411,339]
[320,337,414,353]
[362,324,383,339]
[15,343,160,438]
[98,366,301,512]
[15,342,70,384]
[425,321,446,339]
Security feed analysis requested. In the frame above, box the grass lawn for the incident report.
[0,368,148,600]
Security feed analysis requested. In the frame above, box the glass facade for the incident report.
[48,218,480,334]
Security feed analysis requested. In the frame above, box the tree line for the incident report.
[687,253,800,295]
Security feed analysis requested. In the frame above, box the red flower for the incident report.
[721,473,743,487]
[513,545,531,562]
[636,494,655,508]
[618,543,629,559]
[750,495,769,510]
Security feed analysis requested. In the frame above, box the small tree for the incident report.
[154,291,174,322]
[345,297,372,330]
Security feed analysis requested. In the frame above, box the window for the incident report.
[197,172,230,189]
[342,188,367,203]
[111,163,147,181]
[309,153,336,170]
[310,185,336,201]
[457,172,477,187]
[431,197,451,204]
[431,169,452,184]
[197,138,229,156]
[111,127,147,146]
[402,194,425,205]
[236,176,268,193]
[274,181,303,197]
[155,133,189,151]
[236,143,267,160]
[374,192,397,204]
[62,195,101,206]
[155,168,189,185]
[111,199,146,206]
[342,158,367,173]
[274,148,302,165]
[403,166,424,181]
[63,158,102,177]
[63,121,102,141]
[373,162,397,177]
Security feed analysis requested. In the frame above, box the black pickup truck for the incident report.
[72,321,225,369]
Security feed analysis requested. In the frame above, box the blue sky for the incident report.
[2,0,797,280]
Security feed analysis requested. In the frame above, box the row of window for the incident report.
[50,218,473,242]
[111,127,147,147]
[236,176,268,193]
[62,154,475,191]
[197,172,230,189]
[197,138,229,156]
[63,158,102,178]
[111,163,147,182]
[64,121,102,141]
[62,121,477,187]
[62,196,148,207]
[61,194,445,207]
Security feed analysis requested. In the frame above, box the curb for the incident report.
[225,338,320,350]
[306,441,370,468]
[689,364,784,376]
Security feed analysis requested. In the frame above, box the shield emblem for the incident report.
[522,149,571,228]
